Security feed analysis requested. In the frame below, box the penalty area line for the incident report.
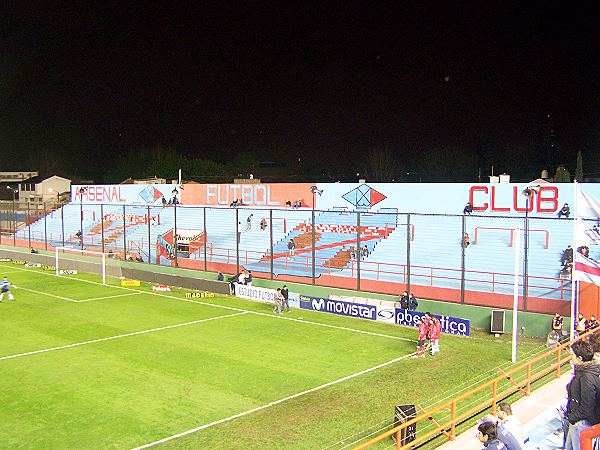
[0,311,248,362]
[132,351,415,449]
[18,286,79,303]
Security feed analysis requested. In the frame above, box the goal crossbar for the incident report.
[54,247,109,284]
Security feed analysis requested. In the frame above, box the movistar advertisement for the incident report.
[299,295,377,320]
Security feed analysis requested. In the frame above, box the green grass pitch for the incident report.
[0,262,545,449]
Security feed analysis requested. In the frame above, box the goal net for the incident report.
[54,247,123,284]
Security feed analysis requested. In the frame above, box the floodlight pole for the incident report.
[512,227,521,363]
[523,197,529,311]
[311,189,316,285]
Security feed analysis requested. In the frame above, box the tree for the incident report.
[575,151,583,181]
[554,165,571,182]
[367,147,397,182]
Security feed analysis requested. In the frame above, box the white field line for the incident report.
[77,292,145,302]
[17,286,79,303]
[132,351,416,450]
[0,312,248,362]
[7,266,414,342]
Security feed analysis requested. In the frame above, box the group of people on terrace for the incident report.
[559,245,596,285]
[476,403,523,450]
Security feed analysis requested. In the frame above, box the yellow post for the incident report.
[526,362,532,396]
[450,401,457,440]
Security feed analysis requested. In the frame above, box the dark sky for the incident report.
[2,2,600,178]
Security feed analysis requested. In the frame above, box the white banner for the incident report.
[234,284,299,307]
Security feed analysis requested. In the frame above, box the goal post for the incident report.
[54,247,113,284]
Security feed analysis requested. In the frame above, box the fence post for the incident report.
[43,202,48,251]
[357,211,361,291]
[80,200,84,250]
[461,213,466,304]
[123,205,127,258]
[450,401,457,439]
[147,205,151,264]
[312,206,316,285]
[556,346,562,378]
[100,204,105,253]
[174,202,178,268]
[27,201,31,247]
[406,213,411,293]
[526,362,532,396]
[235,208,239,275]
[12,197,16,246]
[203,207,208,272]
[270,209,274,280]
[60,203,65,247]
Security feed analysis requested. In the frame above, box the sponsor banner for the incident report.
[24,263,42,268]
[394,309,470,336]
[235,284,299,307]
[235,284,276,303]
[0,258,12,262]
[186,291,216,298]
[300,295,377,320]
[59,270,78,275]
[376,304,396,324]
[152,285,173,292]
[175,229,205,243]
[121,279,141,286]
[12,260,26,265]
[42,265,56,270]
[103,213,158,225]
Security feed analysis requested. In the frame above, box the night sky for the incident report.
[2,2,600,180]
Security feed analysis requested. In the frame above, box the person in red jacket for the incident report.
[412,317,428,358]
[430,317,441,355]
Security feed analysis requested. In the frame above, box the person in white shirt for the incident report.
[497,402,524,446]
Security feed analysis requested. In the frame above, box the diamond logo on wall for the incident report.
[139,186,162,203]
[342,185,387,208]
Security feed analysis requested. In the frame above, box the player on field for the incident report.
[0,276,16,302]
[430,317,441,355]
[412,317,428,358]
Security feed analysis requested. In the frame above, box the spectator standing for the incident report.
[463,202,473,215]
[400,291,409,309]
[281,284,290,312]
[287,239,296,258]
[552,313,564,343]
[497,403,524,446]
[558,203,571,218]
[260,217,267,231]
[561,245,574,266]
[273,288,284,315]
[237,221,242,244]
[246,271,253,286]
[564,340,600,450]
[409,294,418,311]
[246,214,253,231]
[161,195,167,207]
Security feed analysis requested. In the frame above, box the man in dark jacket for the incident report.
[281,285,290,312]
[399,291,409,309]
[409,294,418,311]
[564,340,600,450]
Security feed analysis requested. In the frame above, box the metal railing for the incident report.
[353,328,597,450]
